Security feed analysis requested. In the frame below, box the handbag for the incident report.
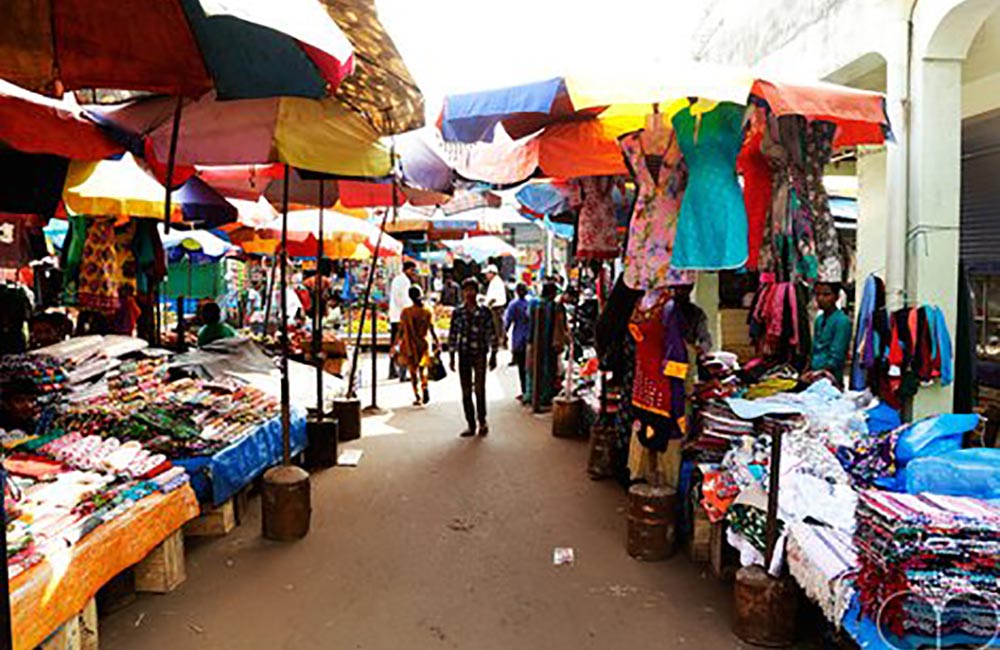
[427,353,447,382]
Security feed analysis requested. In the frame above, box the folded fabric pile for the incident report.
[0,354,67,393]
[786,523,856,627]
[694,401,755,462]
[108,357,167,402]
[854,491,1000,640]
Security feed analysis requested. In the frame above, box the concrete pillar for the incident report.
[694,273,720,353]
[907,56,964,418]
[855,147,889,325]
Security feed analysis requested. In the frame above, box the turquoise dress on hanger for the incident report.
[670,101,749,270]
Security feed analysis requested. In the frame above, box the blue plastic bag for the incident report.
[894,413,978,466]
[905,448,1000,499]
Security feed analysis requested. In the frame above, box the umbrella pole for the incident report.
[347,208,392,401]
[262,256,278,335]
[314,181,325,418]
[163,96,183,235]
[261,164,311,543]
[279,165,292,465]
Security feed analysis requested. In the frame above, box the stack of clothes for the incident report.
[854,491,1000,641]
[786,523,857,627]
[0,354,67,393]
[694,401,755,462]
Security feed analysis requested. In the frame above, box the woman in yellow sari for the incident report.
[395,286,440,405]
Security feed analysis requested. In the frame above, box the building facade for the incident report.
[695,0,1000,416]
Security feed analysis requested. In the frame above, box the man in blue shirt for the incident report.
[811,282,852,386]
[504,283,531,400]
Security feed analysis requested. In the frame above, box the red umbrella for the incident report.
[0,79,122,160]
[0,0,354,100]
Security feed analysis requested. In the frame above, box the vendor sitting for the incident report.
[197,300,238,348]
[811,281,852,386]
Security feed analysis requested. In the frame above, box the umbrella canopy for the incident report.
[92,91,391,178]
[439,65,754,144]
[0,0,354,99]
[320,0,425,135]
[161,227,236,263]
[442,235,519,263]
[0,79,123,160]
[440,68,891,148]
[233,208,402,259]
[63,153,236,225]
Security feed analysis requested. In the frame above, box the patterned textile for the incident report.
[786,523,857,626]
[627,292,688,448]
[854,491,1000,639]
[448,303,498,358]
[671,102,749,270]
[321,0,425,135]
[574,176,620,260]
[76,217,120,313]
[619,130,686,290]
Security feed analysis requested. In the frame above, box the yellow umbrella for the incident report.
[63,153,183,220]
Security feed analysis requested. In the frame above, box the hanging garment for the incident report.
[76,217,120,314]
[574,176,620,260]
[595,275,644,377]
[61,215,88,305]
[670,102,749,270]
[737,106,772,271]
[761,115,816,282]
[804,120,843,282]
[525,297,567,408]
[628,291,688,449]
[619,130,686,290]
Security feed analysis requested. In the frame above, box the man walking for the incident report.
[484,264,508,348]
[449,278,499,437]
[504,283,531,400]
[389,260,418,380]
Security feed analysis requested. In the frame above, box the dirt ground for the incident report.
[101,358,757,650]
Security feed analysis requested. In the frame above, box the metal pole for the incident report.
[163,96,183,235]
[347,208,393,399]
[280,164,292,465]
[314,181,325,419]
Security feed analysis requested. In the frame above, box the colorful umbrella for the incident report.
[439,68,891,148]
[442,235,520,263]
[161,228,236,264]
[63,153,236,226]
[319,0,425,134]
[91,91,391,178]
[0,0,354,99]
[439,65,754,144]
[233,208,402,259]
[0,79,123,161]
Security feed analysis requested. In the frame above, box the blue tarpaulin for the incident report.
[176,407,307,506]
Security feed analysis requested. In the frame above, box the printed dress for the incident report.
[619,130,686,290]
[574,176,620,260]
[670,102,749,270]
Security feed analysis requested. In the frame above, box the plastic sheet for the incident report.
[905,448,1000,500]
[175,409,307,506]
[894,414,978,466]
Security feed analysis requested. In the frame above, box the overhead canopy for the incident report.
[439,65,754,144]
[161,227,236,263]
[320,0,425,135]
[440,68,891,149]
[231,208,402,259]
[0,0,354,99]
[0,79,123,160]
[64,153,236,225]
[442,235,519,263]
[749,79,892,146]
[92,92,391,178]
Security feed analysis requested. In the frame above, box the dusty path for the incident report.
[102,361,749,650]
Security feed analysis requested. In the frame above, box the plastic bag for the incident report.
[894,413,978,466]
[905,448,1000,499]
